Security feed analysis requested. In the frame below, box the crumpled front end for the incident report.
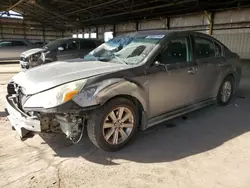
[5,81,87,141]
[5,82,41,137]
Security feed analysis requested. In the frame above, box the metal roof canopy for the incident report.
[1,0,250,30]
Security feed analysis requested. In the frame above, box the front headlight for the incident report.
[24,79,87,109]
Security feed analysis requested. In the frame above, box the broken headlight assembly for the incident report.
[30,52,42,62]
[24,79,87,109]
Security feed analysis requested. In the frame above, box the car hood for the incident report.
[20,48,46,58]
[11,59,129,95]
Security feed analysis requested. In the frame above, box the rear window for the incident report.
[194,36,215,59]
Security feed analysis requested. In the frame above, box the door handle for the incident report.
[188,67,197,74]
[218,62,225,67]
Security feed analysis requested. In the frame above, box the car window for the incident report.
[80,40,96,49]
[11,41,27,46]
[44,39,68,50]
[61,40,80,51]
[194,36,215,59]
[0,41,12,47]
[214,41,222,57]
[160,37,190,64]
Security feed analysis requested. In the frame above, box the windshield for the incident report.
[43,39,68,50]
[83,33,165,65]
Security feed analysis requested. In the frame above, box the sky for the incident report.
[0,10,23,19]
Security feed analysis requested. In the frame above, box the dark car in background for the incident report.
[33,41,48,46]
[0,39,37,63]
[19,38,102,69]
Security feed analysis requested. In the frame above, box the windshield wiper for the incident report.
[113,55,128,65]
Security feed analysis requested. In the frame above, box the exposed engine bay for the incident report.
[41,114,85,144]
[6,81,87,144]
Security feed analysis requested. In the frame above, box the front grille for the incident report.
[7,82,29,109]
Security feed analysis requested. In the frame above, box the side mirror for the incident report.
[58,46,64,51]
[154,61,170,72]
[154,61,161,66]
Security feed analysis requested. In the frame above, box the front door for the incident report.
[146,35,199,118]
[57,39,81,61]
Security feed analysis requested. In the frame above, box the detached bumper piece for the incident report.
[5,96,41,138]
[20,60,30,69]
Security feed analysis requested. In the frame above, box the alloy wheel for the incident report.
[102,106,134,145]
[221,81,232,103]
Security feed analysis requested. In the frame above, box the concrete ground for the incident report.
[0,62,250,188]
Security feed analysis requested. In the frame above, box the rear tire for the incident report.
[87,98,139,151]
[217,76,234,106]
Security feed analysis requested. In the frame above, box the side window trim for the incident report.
[160,35,191,65]
[213,40,224,57]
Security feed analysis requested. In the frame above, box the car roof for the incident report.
[130,30,227,49]
[55,37,101,41]
[125,30,210,36]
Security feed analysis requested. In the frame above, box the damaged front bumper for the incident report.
[5,96,41,138]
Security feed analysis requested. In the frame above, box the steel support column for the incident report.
[42,25,45,42]
[113,24,116,37]
[136,21,139,31]
[22,19,26,39]
[205,11,214,35]
[167,17,170,30]
[96,26,99,39]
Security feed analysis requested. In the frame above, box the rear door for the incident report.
[192,35,224,100]
[79,40,97,57]
[57,39,80,61]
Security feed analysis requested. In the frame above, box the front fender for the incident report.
[73,78,148,113]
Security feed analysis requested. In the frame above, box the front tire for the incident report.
[217,76,234,106]
[87,98,138,151]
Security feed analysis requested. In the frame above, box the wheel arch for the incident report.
[94,79,149,130]
[225,73,236,81]
[95,80,149,112]
[217,72,236,91]
[100,94,147,130]
[223,72,236,88]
